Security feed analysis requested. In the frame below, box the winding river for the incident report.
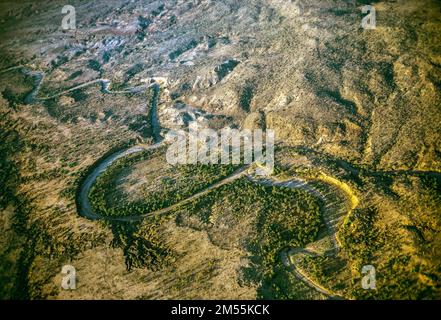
[1,65,350,299]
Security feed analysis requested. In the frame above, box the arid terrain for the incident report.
[0,0,440,300]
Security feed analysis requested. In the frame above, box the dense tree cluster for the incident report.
[89,150,240,217]
[181,177,323,299]
[109,220,171,271]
